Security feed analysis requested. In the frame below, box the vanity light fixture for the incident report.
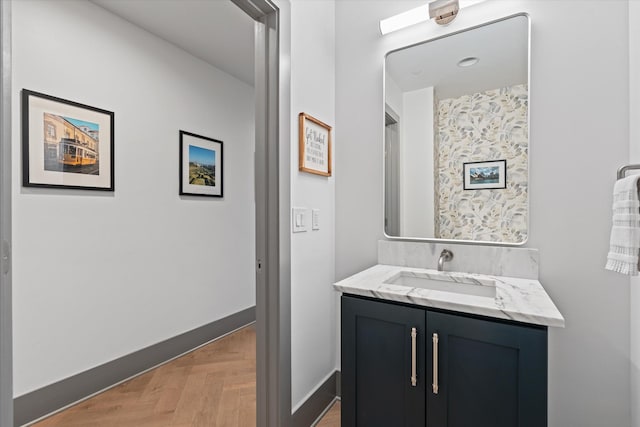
[429,0,460,25]
[379,0,487,35]
[457,56,479,67]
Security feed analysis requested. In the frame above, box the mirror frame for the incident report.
[382,12,531,247]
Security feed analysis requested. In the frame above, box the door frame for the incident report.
[0,0,290,426]
[0,0,12,425]
[231,0,292,425]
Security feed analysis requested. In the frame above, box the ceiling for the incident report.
[386,15,528,99]
[91,0,255,86]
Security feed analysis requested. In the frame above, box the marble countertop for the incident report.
[333,264,565,328]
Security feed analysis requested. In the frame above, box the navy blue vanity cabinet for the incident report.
[426,310,548,427]
[342,295,426,427]
[341,294,548,427]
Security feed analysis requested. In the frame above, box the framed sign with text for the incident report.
[298,112,332,177]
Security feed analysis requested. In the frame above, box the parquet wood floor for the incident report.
[315,400,340,427]
[30,324,341,427]
[33,326,257,427]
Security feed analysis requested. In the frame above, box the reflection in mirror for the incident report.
[384,15,529,244]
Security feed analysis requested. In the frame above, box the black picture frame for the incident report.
[22,89,115,191]
[179,130,223,198]
[463,159,507,190]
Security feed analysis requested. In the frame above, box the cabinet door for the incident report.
[426,310,547,427]
[342,295,426,427]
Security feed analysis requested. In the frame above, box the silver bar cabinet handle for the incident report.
[411,327,417,387]
[432,333,439,394]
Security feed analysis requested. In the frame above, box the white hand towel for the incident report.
[605,174,640,275]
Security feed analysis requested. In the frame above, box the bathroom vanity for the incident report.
[335,262,564,427]
[342,9,565,426]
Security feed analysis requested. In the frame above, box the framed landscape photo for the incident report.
[179,130,223,197]
[22,89,115,191]
[463,159,507,190]
[299,112,332,177]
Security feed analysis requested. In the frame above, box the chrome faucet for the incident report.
[437,249,453,271]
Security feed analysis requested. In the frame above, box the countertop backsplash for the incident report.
[378,240,539,280]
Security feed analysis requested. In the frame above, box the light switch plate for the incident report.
[292,207,308,233]
[312,209,320,230]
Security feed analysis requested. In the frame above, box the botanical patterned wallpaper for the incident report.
[435,84,528,243]
[433,93,441,238]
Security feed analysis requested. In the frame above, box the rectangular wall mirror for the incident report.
[384,14,530,244]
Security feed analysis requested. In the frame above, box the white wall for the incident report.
[336,1,631,426]
[12,0,255,397]
[336,1,423,278]
[401,87,434,237]
[289,0,336,411]
[630,2,640,426]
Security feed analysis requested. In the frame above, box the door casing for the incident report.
[0,0,12,425]
[231,0,293,425]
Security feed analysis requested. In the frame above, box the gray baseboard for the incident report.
[292,370,340,427]
[14,306,255,427]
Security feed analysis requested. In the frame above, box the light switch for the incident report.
[312,209,320,230]
[292,207,308,233]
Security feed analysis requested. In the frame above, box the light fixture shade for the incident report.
[379,5,430,35]
[379,0,487,35]
[459,0,487,8]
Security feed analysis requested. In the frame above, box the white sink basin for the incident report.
[384,271,496,298]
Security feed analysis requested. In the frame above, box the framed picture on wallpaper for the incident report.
[298,112,332,176]
[179,130,223,197]
[463,159,507,190]
[22,89,115,191]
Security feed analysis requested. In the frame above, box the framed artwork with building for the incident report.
[22,89,115,191]
[179,130,223,197]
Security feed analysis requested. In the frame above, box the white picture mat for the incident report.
[181,133,222,196]
[302,119,329,173]
[27,95,112,188]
